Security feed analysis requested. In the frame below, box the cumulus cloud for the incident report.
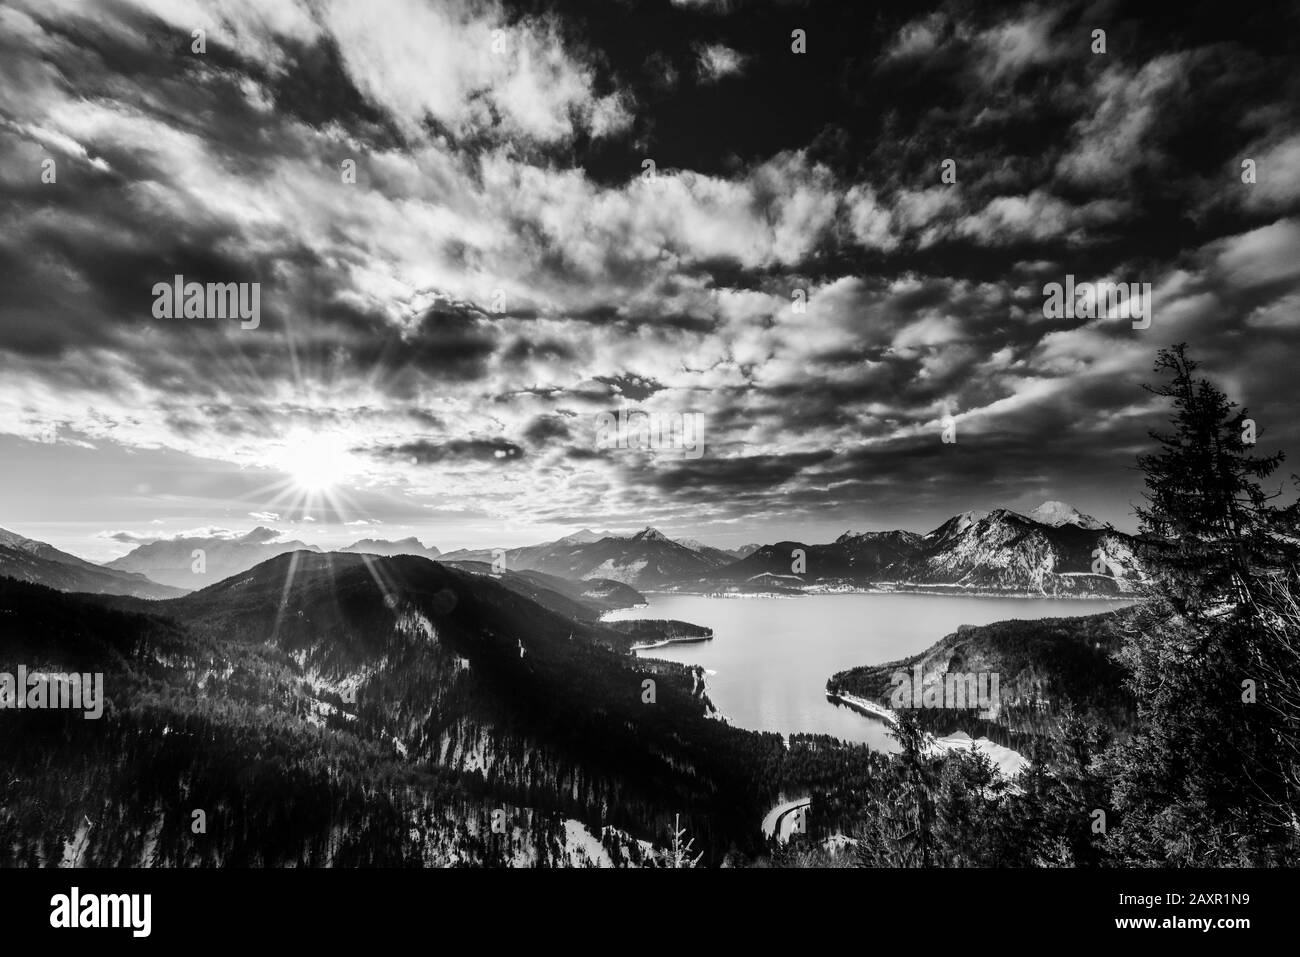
[1055,54,1191,188]
[97,525,283,544]
[1240,133,1300,214]
[695,43,747,82]
[1,0,1297,541]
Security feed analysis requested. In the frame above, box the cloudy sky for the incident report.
[1,0,1298,560]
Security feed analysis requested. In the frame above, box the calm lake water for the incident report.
[604,593,1126,750]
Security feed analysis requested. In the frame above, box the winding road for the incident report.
[761,796,811,843]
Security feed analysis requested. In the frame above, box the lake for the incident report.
[603,593,1126,750]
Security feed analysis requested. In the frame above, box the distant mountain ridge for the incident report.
[0,526,181,599]
[440,526,734,587]
[7,501,1140,601]
[105,526,320,588]
[683,502,1142,596]
[893,506,1139,595]
[339,537,441,558]
[415,502,1141,594]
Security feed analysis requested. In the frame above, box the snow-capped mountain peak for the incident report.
[1026,501,1109,530]
[632,527,671,542]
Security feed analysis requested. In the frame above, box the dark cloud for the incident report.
[592,374,664,401]
[650,451,836,497]
[501,336,576,364]
[522,415,573,446]
[370,439,525,465]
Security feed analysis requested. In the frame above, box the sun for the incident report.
[277,430,358,494]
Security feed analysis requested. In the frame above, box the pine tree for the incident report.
[1134,343,1298,621]
[1108,344,1300,863]
[1013,709,1112,866]
[655,813,703,868]
[853,711,939,866]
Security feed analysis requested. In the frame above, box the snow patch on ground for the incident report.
[931,731,1027,778]
[829,692,1027,777]
[393,606,437,643]
[586,558,649,583]
[304,696,344,728]
[563,819,617,867]
[438,721,496,775]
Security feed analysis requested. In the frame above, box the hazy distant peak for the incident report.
[340,537,438,557]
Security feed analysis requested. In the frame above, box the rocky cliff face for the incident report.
[898,507,1143,595]
[687,504,1144,596]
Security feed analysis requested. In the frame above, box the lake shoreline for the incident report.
[826,689,897,724]
[601,592,1124,751]
[627,634,714,652]
[827,690,1028,777]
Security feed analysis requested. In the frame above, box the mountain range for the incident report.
[694,502,1141,597]
[0,501,1148,866]
[431,503,1142,596]
[442,527,737,588]
[0,501,1144,603]
[103,526,322,589]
